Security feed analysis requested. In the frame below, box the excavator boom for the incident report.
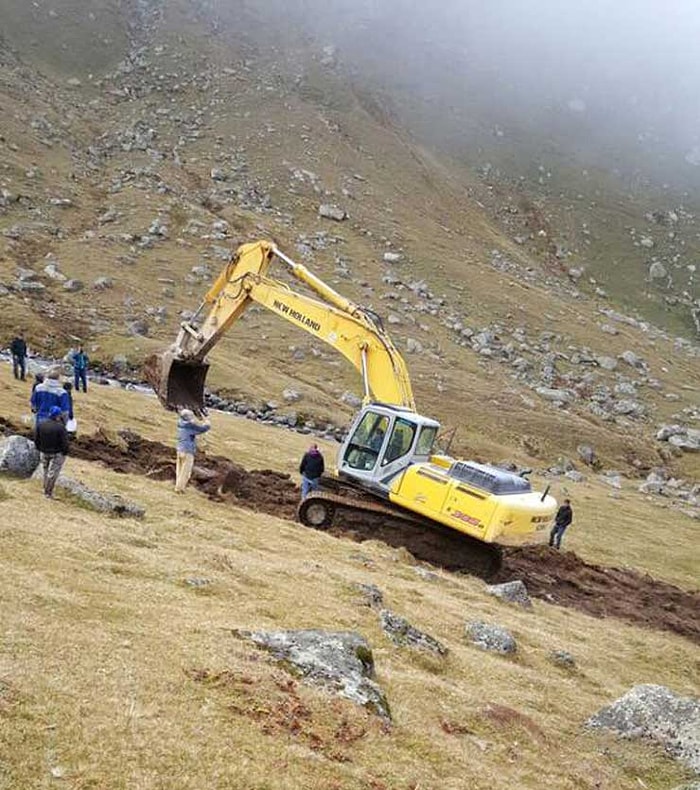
[146,241,415,413]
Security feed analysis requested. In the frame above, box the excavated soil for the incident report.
[2,418,698,644]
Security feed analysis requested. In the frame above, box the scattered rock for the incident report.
[536,387,573,405]
[383,252,402,263]
[668,430,700,453]
[0,435,40,478]
[282,388,301,403]
[63,279,84,293]
[596,355,618,371]
[486,580,533,609]
[93,277,114,290]
[127,319,149,337]
[649,261,667,280]
[466,621,517,655]
[241,629,390,720]
[406,337,423,354]
[577,444,597,467]
[355,583,384,609]
[318,204,347,222]
[340,390,362,408]
[548,649,577,669]
[31,471,145,517]
[379,609,447,655]
[587,685,700,774]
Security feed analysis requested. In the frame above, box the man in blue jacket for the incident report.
[175,409,211,493]
[71,345,89,393]
[31,369,70,426]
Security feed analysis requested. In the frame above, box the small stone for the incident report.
[548,649,576,669]
[282,388,301,403]
[355,583,384,609]
[466,621,517,654]
[318,204,347,222]
[340,391,362,408]
[93,276,113,290]
[649,261,667,279]
[383,252,402,263]
[406,337,423,354]
[63,279,84,293]
[577,444,597,466]
[379,609,447,655]
[486,580,532,609]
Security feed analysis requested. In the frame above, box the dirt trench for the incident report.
[2,419,699,644]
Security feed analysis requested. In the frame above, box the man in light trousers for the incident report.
[175,409,210,493]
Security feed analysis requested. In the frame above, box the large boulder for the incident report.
[0,435,40,478]
[379,609,447,655]
[30,470,145,517]
[587,685,700,774]
[241,629,390,720]
[668,429,700,453]
[466,621,517,655]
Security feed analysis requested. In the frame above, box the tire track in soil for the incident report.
[2,418,698,644]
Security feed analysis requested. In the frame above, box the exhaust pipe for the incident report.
[143,351,210,415]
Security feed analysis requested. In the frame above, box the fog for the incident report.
[243,0,700,184]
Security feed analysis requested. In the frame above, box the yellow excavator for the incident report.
[147,240,556,573]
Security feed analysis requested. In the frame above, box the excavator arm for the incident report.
[148,240,415,412]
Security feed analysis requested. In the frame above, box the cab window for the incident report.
[415,426,438,456]
[344,412,389,471]
[382,418,416,465]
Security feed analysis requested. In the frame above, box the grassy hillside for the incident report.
[0,366,698,790]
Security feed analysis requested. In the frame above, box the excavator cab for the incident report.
[338,404,440,491]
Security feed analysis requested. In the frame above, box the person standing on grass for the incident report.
[175,409,210,493]
[31,368,70,426]
[71,344,89,393]
[34,405,69,499]
[10,332,27,381]
[549,498,573,550]
[299,443,325,499]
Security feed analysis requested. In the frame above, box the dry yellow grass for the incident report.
[0,364,698,789]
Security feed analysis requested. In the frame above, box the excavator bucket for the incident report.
[144,352,210,415]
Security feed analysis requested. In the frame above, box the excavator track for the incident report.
[297,485,503,579]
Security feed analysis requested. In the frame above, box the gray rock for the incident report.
[620,350,646,370]
[44,262,66,281]
[406,337,423,354]
[318,204,347,222]
[63,279,84,293]
[596,355,618,371]
[536,387,573,405]
[649,261,667,279]
[564,469,586,482]
[0,435,40,478]
[577,444,597,466]
[241,629,390,720]
[548,649,577,669]
[657,424,686,441]
[466,621,517,654]
[127,319,149,337]
[587,684,700,774]
[383,252,402,263]
[31,471,145,517]
[355,583,384,609]
[379,609,447,655]
[93,276,113,290]
[669,430,700,453]
[485,580,532,609]
[340,390,362,408]
[282,388,301,403]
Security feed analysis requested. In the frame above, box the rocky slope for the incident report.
[0,0,698,491]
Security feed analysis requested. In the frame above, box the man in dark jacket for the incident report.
[10,332,27,381]
[299,443,325,499]
[35,405,69,498]
[549,499,573,549]
[71,345,89,393]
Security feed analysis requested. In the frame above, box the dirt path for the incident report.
[3,419,698,644]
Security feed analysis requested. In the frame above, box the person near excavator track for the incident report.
[34,405,69,499]
[175,408,210,493]
[31,368,70,426]
[299,443,325,499]
[549,498,573,550]
[10,332,27,381]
